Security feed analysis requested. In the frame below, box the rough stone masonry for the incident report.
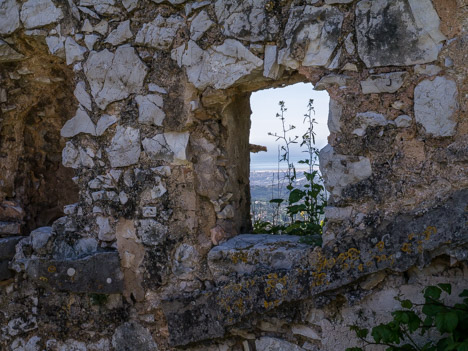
[0,0,467,350]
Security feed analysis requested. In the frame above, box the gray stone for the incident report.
[137,219,168,246]
[84,47,148,109]
[45,36,65,57]
[152,0,185,3]
[325,0,353,2]
[65,37,86,65]
[20,0,63,29]
[360,72,407,94]
[93,20,108,35]
[122,0,138,11]
[97,216,114,241]
[21,251,123,293]
[30,226,53,252]
[173,39,263,90]
[355,0,445,67]
[414,77,458,137]
[395,115,412,128]
[106,126,141,167]
[84,34,99,50]
[96,114,118,136]
[0,221,20,235]
[344,33,355,54]
[74,81,92,111]
[208,234,312,281]
[80,0,118,15]
[143,132,189,163]
[328,98,342,134]
[353,111,391,135]
[112,321,158,351]
[0,236,21,259]
[60,107,96,138]
[0,0,20,35]
[315,74,351,90]
[0,39,24,62]
[255,337,304,351]
[172,243,199,278]
[214,0,279,42]
[105,20,132,46]
[319,144,373,197]
[279,5,344,69]
[324,206,353,223]
[414,64,441,76]
[190,10,213,41]
[62,142,95,169]
[263,44,281,80]
[136,94,165,126]
[148,84,167,94]
[135,14,184,50]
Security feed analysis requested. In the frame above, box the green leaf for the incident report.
[425,286,442,300]
[459,290,468,298]
[269,198,284,204]
[423,303,444,317]
[288,189,304,203]
[401,299,413,309]
[435,311,458,333]
[438,283,452,294]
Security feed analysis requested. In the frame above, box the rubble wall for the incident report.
[0,0,466,350]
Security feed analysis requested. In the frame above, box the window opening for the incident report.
[249,82,329,242]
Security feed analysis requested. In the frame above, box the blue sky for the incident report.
[250,82,330,170]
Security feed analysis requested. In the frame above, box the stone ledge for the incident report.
[20,251,124,294]
[162,189,468,347]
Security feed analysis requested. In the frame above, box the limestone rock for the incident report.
[65,37,87,65]
[315,74,351,90]
[135,14,184,50]
[97,216,114,241]
[353,111,391,136]
[190,10,213,41]
[324,206,353,223]
[152,0,185,4]
[96,114,118,136]
[214,0,279,42]
[395,115,412,128]
[135,94,165,126]
[20,0,63,29]
[319,145,373,197]
[84,34,99,51]
[30,226,53,253]
[45,35,65,57]
[122,0,138,11]
[80,0,118,15]
[279,5,344,69]
[137,219,168,247]
[208,234,312,281]
[143,132,189,163]
[172,243,199,278]
[0,0,20,35]
[74,81,92,111]
[263,44,282,79]
[173,39,263,90]
[84,47,148,109]
[325,0,353,2]
[328,98,343,133]
[255,337,304,351]
[355,0,446,67]
[360,72,407,94]
[414,76,458,137]
[0,40,24,62]
[60,107,96,138]
[112,321,158,351]
[106,126,141,168]
[105,20,132,46]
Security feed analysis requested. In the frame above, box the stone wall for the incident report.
[0,0,466,350]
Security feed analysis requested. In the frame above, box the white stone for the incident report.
[172,243,199,278]
[105,20,132,46]
[135,14,184,49]
[142,207,156,218]
[255,337,304,351]
[93,20,108,35]
[190,10,213,41]
[67,268,76,277]
[342,62,358,72]
[61,107,96,138]
[148,83,167,94]
[0,39,24,62]
[324,206,353,223]
[65,37,86,65]
[414,64,442,76]
[291,324,321,340]
[84,47,148,109]
[135,94,165,126]
[173,39,263,90]
[395,115,412,128]
[328,98,342,133]
[319,144,373,198]
[344,33,355,54]
[106,126,141,167]
[119,191,128,204]
[81,19,93,33]
[84,34,99,50]
[360,72,407,94]
[20,0,63,29]
[356,0,446,67]
[214,0,279,42]
[30,226,53,251]
[80,0,117,15]
[263,44,281,79]
[97,216,114,241]
[279,5,344,69]
[78,5,99,19]
[122,0,138,11]
[0,0,20,35]
[142,132,189,163]
[74,81,92,111]
[164,132,190,162]
[96,114,118,136]
[414,76,458,137]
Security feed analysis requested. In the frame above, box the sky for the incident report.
[249,83,330,170]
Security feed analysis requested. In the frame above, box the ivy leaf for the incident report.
[438,283,452,294]
[435,311,458,333]
[401,299,413,309]
[424,286,442,300]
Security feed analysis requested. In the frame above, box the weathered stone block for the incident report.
[360,72,407,94]
[356,0,445,67]
[0,0,20,35]
[0,221,21,235]
[112,321,158,351]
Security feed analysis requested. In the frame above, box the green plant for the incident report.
[89,293,109,306]
[252,99,327,244]
[346,283,468,351]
